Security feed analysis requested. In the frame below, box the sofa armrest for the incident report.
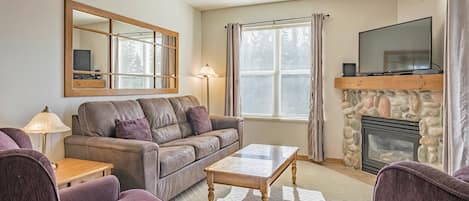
[59,176,120,201]
[64,135,159,195]
[210,116,244,147]
[373,161,469,201]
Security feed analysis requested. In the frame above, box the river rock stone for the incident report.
[378,96,391,117]
[350,119,361,130]
[423,102,441,108]
[367,108,379,116]
[428,127,443,137]
[421,108,440,117]
[420,136,439,146]
[425,117,441,126]
[344,127,353,138]
[409,91,420,113]
[419,120,427,136]
[418,145,428,162]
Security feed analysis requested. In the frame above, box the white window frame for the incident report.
[240,22,311,119]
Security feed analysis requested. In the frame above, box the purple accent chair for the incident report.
[0,128,161,201]
[373,161,469,201]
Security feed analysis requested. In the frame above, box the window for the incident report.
[240,23,311,118]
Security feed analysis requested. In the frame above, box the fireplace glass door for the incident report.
[362,116,420,174]
[367,133,414,164]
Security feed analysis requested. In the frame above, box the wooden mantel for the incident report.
[334,74,443,90]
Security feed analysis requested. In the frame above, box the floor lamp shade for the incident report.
[198,64,218,113]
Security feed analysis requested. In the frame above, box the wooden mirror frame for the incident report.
[64,0,179,97]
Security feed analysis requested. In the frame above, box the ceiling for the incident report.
[184,0,292,11]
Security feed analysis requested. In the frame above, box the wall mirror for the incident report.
[65,0,179,96]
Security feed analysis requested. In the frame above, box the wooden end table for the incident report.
[54,158,114,189]
[205,144,299,201]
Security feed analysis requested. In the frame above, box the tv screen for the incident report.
[359,17,432,74]
[73,50,91,71]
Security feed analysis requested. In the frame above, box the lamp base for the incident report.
[51,161,59,170]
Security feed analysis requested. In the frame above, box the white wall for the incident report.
[201,0,398,157]
[0,0,203,160]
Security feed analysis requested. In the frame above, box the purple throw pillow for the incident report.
[115,118,152,141]
[187,106,212,135]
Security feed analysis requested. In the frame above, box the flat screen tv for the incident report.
[73,49,91,71]
[359,17,432,75]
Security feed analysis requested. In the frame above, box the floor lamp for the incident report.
[198,64,218,113]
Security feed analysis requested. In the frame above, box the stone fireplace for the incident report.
[341,89,443,169]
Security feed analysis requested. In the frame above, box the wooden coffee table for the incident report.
[205,144,299,201]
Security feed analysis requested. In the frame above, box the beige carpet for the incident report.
[172,161,373,201]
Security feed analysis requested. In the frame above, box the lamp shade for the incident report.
[198,64,218,78]
[23,106,71,134]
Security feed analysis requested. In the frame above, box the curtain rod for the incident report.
[224,14,330,28]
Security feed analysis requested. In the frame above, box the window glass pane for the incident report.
[281,74,310,117]
[240,75,273,115]
[240,30,274,71]
[280,26,311,70]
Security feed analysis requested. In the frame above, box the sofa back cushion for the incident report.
[137,98,183,144]
[78,100,146,137]
[168,96,200,137]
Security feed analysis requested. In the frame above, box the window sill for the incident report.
[243,116,309,123]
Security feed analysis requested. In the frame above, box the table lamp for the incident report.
[23,106,71,168]
[198,64,218,113]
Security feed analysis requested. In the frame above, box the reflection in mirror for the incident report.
[111,21,155,89]
[72,10,110,89]
[156,78,177,89]
[112,76,154,89]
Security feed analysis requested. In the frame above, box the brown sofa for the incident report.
[64,96,243,201]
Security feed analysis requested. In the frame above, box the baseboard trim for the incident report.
[297,155,344,164]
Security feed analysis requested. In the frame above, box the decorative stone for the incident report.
[421,108,440,117]
[431,91,443,104]
[348,144,359,152]
[391,108,402,119]
[343,108,354,115]
[350,119,361,130]
[351,153,360,168]
[364,97,373,108]
[420,136,439,146]
[418,145,428,162]
[428,152,438,163]
[345,138,354,145]
[409,91,420,113]
[425,117,441,126]
[396,90,409,96]
[403,112,418,121]
[367,108,379,116]
[400,105,410,112]
[423,102,441,108]
[353,132,360,145]
[384,91,395,97]
[419,120,427,136]
[353,102,364,111]
[344,127,353,138]
[378,96,391,117]
[342,102,351,109]
[420,91,433,102]
[428,127,443,137]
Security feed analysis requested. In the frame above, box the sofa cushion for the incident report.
[115,118,152,141]
[78,100,146,137]
[137,98,182,144]
[159,146,195,178]
[199,129,238,148]
[168,96,200,138]
[0,131,20,150]
[187,106,212,135]
[161,136,220,160]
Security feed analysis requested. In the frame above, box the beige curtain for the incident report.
[444,0,469,174]
[308,14,326,162]
[224,23,242,116]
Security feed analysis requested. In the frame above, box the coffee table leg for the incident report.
[292,154,297,185]
[260,182,269,201]
[207,172,215,201]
